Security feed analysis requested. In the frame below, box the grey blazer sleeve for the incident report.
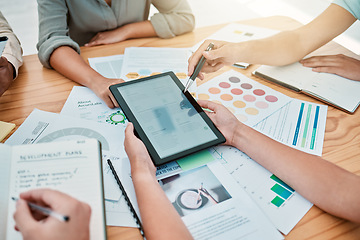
[150,0,195,38]
[37,0,80,68]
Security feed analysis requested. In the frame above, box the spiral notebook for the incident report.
[107,159,145,237]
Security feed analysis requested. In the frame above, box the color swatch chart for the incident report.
[196,70,292,126]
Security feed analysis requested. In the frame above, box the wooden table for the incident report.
[1,16,359,240]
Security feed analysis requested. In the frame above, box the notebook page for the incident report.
[6,139,106,240]
[0,144,12,240]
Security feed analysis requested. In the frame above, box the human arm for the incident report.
[49,46,123,108]
[188,4,356,79]
[0,11,23,80]
[124,123,193,240]
[198,100,360,223]
[300,54,360,81]
[85,20,157,47]
[0,56,14,96]
[13,189,91,240]
[85,0,195,47]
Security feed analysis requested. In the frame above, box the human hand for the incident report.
[197,100,243,146]
[88,77,124,108]
[300,54,360,81]
[124,122,156,178]
[85,26,130,47]
[0,56,14,96]
[188,40,239,80]
[13,189,91,240]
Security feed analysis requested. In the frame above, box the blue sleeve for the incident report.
[332,0,360,19]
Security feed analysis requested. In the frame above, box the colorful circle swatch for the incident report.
[197,72,284,125]
[231,88,243,95]
[265,95,278,103]
[233,101,246,108]
[220,94,233,101]
[209,87,221,94]
[245,107,259,115]
[255,101,269,109]
[229,77,240,83]
[253,89,265,96]
[241,83,252,90]
[243,95,256,102]
[219,82,231,88]
[198,93,210,100]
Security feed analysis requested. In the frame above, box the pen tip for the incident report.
[64,216,70,222]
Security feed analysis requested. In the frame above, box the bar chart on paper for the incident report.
[270,174,295,207]
[210,145,312,234]
[253,99,327,156]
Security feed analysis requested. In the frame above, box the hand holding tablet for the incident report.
[110,72,225,166]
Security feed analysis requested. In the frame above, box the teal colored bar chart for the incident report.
[271,196,285,207]
[270,174,294,207]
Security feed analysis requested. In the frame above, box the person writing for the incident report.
[12,123,193,240]
[0,11,23,96]
[13,110,360,240]
[188,0,360,81]
[37,0,195,108]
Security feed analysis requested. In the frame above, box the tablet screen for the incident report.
[116,75,218,159]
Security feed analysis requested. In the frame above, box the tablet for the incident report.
[110,72,225,166]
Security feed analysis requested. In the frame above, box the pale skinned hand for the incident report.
[124,122,157,178]
[188,40,240,80]
[300,54,360,81]
[89,77,124,108]
[197,100,243,146]
[13,189,91,240]
[0,56,14,96]
[85,26,130,47]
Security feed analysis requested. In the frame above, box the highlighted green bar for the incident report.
[270,174,294,192]
[301,104,312,147]
[271,196,285,207]
[177,150,214,171]
[271,184,292,199]
[310,106,320,150]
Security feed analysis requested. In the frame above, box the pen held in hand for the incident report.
[184,42,214,93]
[12,197,70,222]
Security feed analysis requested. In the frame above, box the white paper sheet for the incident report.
[120,47,193,89]
[88,54,124,79]
[254,99,327,156]
[119,158,283,240]
[61,86,128,127]
[5,109,123,201]
[210,146,313,235]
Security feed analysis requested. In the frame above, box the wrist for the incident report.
[132,167,157,184]
[116,24,132,41]
[231,122,251,149]
[130,157,156,180]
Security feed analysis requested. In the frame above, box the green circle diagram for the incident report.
[37,127,110,151]
[106,111,126,125]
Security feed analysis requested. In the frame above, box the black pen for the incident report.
[184,42,214,92]
[12,197,70,222]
